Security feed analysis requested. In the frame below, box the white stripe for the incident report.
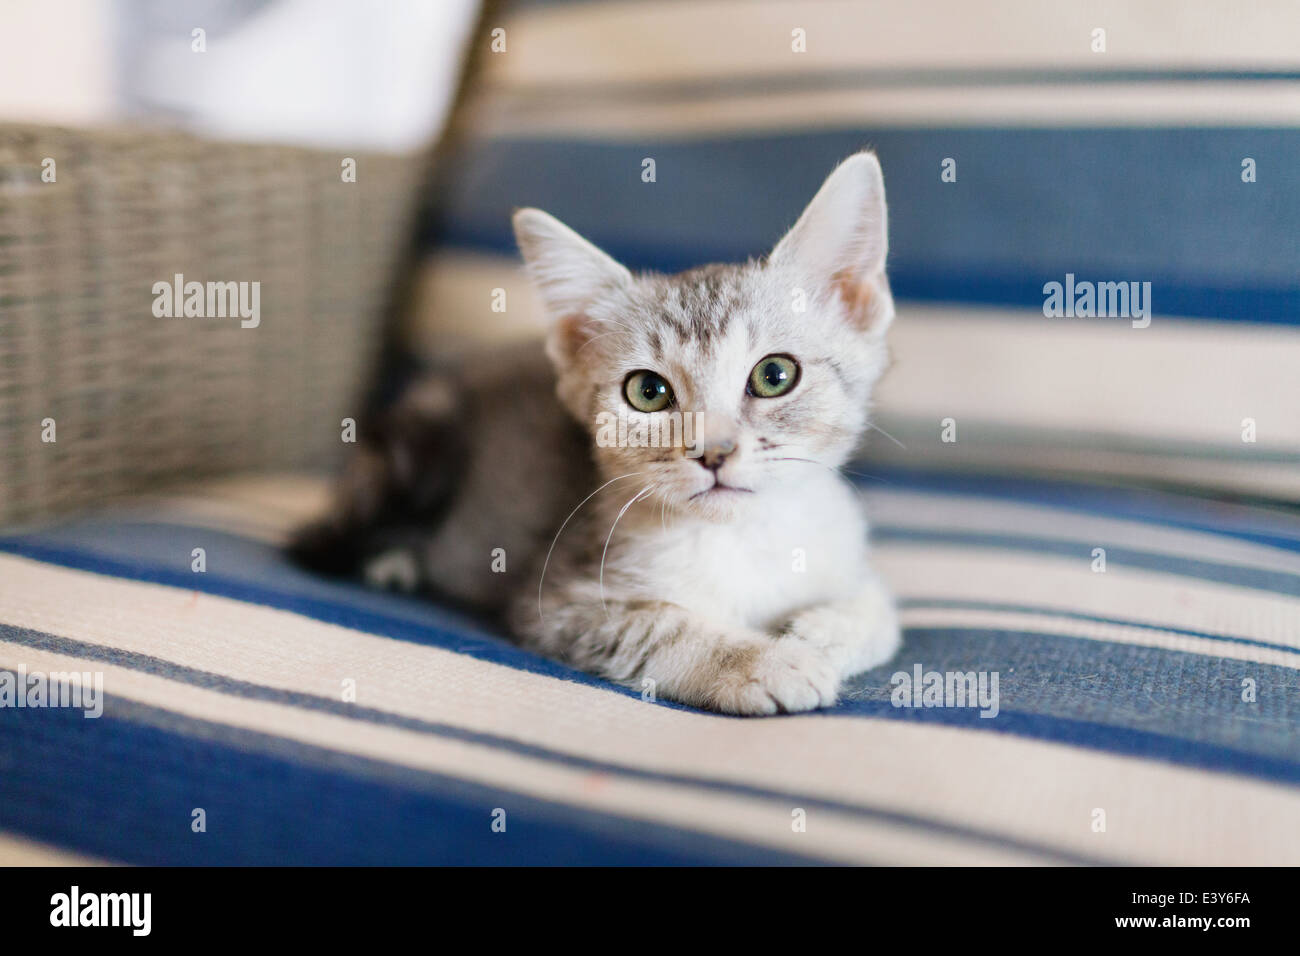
[406,252,1300,499]
[471,81,1300,137]
[863,488,1300,577]
[410,253,1300,450]
[2,554,1300,864]
[876,545,1300,656]
[0,617,1292,866]
[408,250,1300,461]
[875,306,1300,452]
[866,440,1300,502]
[491,0,1300,87]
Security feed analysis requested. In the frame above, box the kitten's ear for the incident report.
[513,208,632,365]
[769,151,893,335]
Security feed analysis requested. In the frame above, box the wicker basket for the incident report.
[0,123,424,526]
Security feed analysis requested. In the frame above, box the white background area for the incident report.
[0,0,480,152]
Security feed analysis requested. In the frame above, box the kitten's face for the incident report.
[546,263,889,520]
[514,152,895,521]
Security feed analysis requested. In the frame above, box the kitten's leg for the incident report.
[526,600,842,715]
[781,569,901,677]
[287,379,466,577]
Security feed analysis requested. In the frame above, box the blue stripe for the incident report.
[3,585,1298,785]
[840,693,1300,790]
[1,475,1296,796]
[0,628,1104,864]
[421,131,1300,322]
[12,470,1300,570]
[0,498,1295,703]
[899,598,1300,658]
[0,691,822,866]
[841,627,1300,779]
[2,613,1296,867]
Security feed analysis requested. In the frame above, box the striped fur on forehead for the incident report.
[581,253,885,417]
[639,261,760,350]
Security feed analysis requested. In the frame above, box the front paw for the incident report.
[783,599,901,676]
[706,639,840,716]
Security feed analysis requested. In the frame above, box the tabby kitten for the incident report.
[292,151,901,714]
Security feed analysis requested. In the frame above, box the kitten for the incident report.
[291,151,902,714]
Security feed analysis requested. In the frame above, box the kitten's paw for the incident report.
[707,639,840,716]
[783,577,902,676]
[364,549,420,593]
[785,604,901,674]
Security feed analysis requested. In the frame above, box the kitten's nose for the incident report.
[697,438,737,471]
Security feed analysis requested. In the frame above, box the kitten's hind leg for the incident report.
[781,569,902,677]
[527,599,842,715]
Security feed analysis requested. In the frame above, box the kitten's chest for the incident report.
[634,490,866,629]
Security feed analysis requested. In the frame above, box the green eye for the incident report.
[624,370,674,412]
[747,355,799,398]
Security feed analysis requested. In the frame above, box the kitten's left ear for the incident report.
[769,151,893,335]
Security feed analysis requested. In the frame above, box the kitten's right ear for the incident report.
[512,208,632,365]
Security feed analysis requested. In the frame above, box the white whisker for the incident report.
[600,485,652,619]
[537,472,642,624]
[575,328,629,355]
[763,455,889,486]
[865,419,906,450]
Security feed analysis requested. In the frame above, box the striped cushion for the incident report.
[2,471,1298,864]
[408,0,1300,499]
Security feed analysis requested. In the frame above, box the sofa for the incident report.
[1,0,1298,866]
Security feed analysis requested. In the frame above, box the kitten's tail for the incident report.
[287,378,468,577]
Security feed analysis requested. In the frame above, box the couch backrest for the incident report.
[405,0,1300,501]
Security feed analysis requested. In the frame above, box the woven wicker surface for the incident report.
[0,123,424,526]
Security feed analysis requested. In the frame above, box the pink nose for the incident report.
[697,438,737,471]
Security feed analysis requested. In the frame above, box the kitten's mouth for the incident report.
[689,480,753,501]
